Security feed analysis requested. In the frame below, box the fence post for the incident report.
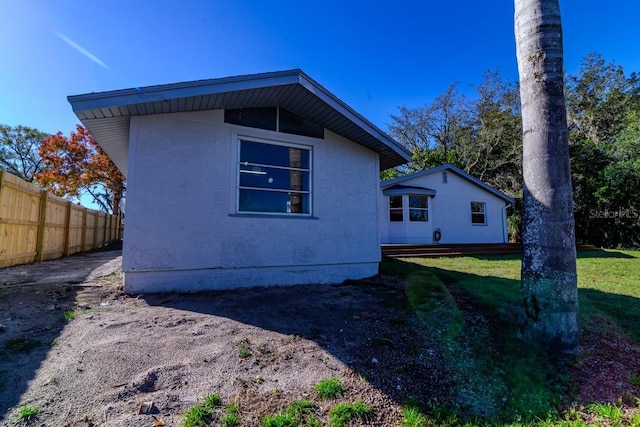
[92,212,99,250]
[35,190,48,262]
[80,208,87,252]
[63,201,72,256]
[103,213,108,246]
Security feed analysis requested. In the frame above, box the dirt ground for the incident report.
[1,247,639,426]
[0,247,451,426]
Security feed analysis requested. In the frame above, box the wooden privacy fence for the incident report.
[0,171,122,268]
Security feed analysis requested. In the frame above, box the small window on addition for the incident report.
[389,196,403,222]
[471,201,486,225]
[409,195,428,222]
[442,171,448,183]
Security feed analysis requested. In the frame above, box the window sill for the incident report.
[229,213,320,220]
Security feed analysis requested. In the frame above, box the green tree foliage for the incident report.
[387,53,640,248]
[566,54,640,248]
[0,124,49,182]
[388,71,522,199]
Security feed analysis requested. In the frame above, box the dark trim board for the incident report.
[381,243,597,258]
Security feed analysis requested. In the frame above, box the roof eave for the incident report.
[68,69,410,175]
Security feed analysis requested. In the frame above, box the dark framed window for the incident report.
[225,107,277,131]
[409,195,429,222]
[238,139,311,214]
[225,107,323,139]
[471,201,487,225]
[389,196,403,222]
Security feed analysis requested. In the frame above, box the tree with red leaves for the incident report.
[35,125,125,215]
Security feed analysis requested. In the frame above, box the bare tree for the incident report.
[514,0,579,353]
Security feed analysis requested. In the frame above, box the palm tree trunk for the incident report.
[514,0,579,353]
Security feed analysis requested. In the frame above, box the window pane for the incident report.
[240,165,310,191]
[389,195,403,209]
[409,195,427,208]
[225,107,277,131]
[239,189,309,214]
[279,108,324,138]
[390,210,403,222]
[241,141,310,169]
[472,214,485,224]
[471,202,485,213]
[409,209,428,222]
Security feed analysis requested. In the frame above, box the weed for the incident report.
[284,400,314,420]
[234,338,252,358]
[588,402,624,423]
[4,337,41,354]
[183,393,222,427]
[262,413,295,427]
[17,404,40,423]
[305,414,322,427]
[63,309,77,321]
[401,405,427,427]
[315,377,343,400]
[329,400,370,427]
[261,400,316,427]
[204,393,222,408]
[224,402,239,416]
[183,403,212,427]
[221,413,239,427]
[255,375,265,384]
[50,338,57,346]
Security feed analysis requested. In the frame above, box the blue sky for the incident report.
[2,0,639,137]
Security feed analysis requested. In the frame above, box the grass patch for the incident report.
[182,393,223,427]
[17,404,40,423]
[404,269,464,340]
[328,400,370,427]
[4,337,41,354]
[381,250,640,423]
[63,308,78,321]
[315,377,343,400]
[262,400,316,427]
[401,405,427,427]
[183,403,212,427]
[221,403,239,427]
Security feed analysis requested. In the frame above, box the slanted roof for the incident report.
[67,69,410,177]
[381,164,515,204]
[382,184,437,197]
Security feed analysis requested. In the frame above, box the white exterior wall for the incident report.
[379,171,509,244]
[123,110,381,293]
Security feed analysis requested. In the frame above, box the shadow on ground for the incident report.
[0,245,122,420]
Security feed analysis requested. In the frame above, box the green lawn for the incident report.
[381,249,640,426]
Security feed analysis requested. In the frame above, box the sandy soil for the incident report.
[0,248,450,426]
[1,247,638,426]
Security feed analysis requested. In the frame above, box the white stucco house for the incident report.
[68,70,410,293]
[379,164,514,244]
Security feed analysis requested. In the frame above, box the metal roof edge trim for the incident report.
[67,69,304,113]
[296,71,410,162]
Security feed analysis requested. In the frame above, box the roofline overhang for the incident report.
[68,69,410,177]
[382,186,437,197]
